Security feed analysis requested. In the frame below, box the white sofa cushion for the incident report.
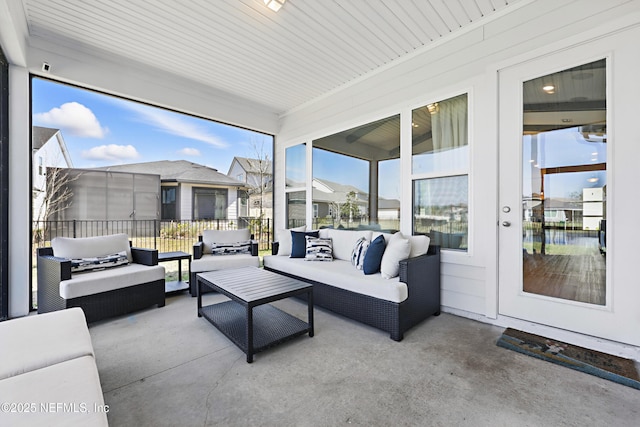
[192,253,260,273]
[380,232,411,279]
[276,225,306,256]
[0,308,93,381]
[60,264,165,299]
[264,255,408,303]
[408,234,431,258]
[320,229,372,261]
[202,229,252,254]
[0,356,109,427]
[52,233,132,262]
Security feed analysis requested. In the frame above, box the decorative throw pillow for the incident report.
[304,236,333,261]
[290,230,319,258]
[380,232,411,279]
[210,240,252,255]
[71,251,129,273]
[362,234,386,275]
[351,237,370,270]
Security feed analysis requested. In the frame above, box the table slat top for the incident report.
[197,267,311,303]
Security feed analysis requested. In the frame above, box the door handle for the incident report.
[502,221,511,227]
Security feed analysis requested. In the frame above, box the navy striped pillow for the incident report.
[304,236,333,261]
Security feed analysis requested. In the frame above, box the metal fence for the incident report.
[32,218,272,254]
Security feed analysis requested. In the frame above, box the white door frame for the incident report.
[497,28,640,347]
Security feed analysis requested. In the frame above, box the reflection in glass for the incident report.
[412,94,468,174]
[413,176,468,250]
[521,59,606,305]
[286,191,306,228]
[285,144,307,227]
[285,144,306,188]
[412,94,469,251]
[312,115,400,231]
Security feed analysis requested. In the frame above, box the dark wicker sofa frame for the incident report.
[37,246,165,323]
[265,243,441,341]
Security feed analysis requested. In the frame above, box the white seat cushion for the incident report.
[191,254,260,273]
[60,264,165,299]
[264,255,408,303]
[0,356,108,427]
[0,308,93,380]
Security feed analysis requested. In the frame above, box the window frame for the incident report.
[192,187,228,220]
[410,91,472,253]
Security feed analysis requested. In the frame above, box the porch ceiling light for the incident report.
[264,0,286,12]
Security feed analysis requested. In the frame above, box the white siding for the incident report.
[274,0,639,326]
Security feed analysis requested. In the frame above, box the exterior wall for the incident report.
[179,183,193,221]
[228,162,245,184]
[274,0,640,345]
[31,134,67,221]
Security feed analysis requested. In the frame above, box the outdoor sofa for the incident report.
[37,233,165,323]
[0,307,108,427]
[190,228,259,296]
[263,227,441,341]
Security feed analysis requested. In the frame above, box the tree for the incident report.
[248,137,272,220]
[32,166,78,246]
[340,191,360,222]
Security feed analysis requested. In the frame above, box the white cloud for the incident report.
[119,102,228,148]
[34,102,108,138]
[81,144,140,162]
[178,147,201,156]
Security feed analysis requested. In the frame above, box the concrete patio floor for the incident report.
[89,292,640,426]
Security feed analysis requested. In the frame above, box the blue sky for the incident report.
[32,78,272,173]
[32,78,399,200]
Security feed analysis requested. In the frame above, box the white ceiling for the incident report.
[20,0,523,116]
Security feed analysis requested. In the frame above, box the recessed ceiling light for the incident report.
[543,85,555,94]
[264,0,285,12]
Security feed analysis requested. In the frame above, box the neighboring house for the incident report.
[227,157,273,218]
[93,160,249,221]
[31,126,73,223]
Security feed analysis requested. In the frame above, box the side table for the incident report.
[158,251,191,293]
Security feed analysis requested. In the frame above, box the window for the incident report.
[238,189,249,217]
[412,94,469,250]
[161,186,177,220]
[313,203,318,218]
[312,115,400,231]
[38,157,44,176]
[193,188,228,220]
[236,173,245,182]
[285,144,306,227]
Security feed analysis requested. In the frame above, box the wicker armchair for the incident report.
[37,234,165,323]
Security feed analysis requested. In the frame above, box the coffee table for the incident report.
[197,267,314,363]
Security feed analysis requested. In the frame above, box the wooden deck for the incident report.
[523,252,606,305]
